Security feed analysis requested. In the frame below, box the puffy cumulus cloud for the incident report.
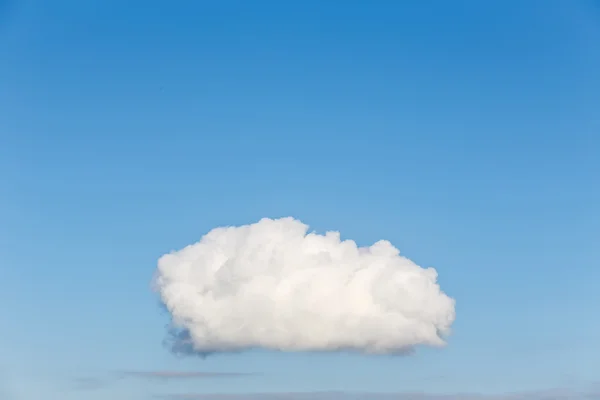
[153,217,456,355]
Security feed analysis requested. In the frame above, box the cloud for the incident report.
[154,389,600,400]
[71,370,252,392]
[153,217,456,356]
[121,371,255,380]
[71,377,109,391]
[154,218,455,354]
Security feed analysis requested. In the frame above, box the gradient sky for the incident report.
[1,1,599,399]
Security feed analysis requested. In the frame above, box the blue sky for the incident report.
[0,1,599,399]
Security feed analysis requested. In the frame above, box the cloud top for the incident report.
[154,217,456,355]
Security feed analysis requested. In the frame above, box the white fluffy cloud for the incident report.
[153,217,456,355]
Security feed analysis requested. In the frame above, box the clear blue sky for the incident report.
[0,1,599,399]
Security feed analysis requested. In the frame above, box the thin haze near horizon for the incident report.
[0,1,599,399]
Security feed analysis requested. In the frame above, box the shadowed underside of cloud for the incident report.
[154,389,600,400]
